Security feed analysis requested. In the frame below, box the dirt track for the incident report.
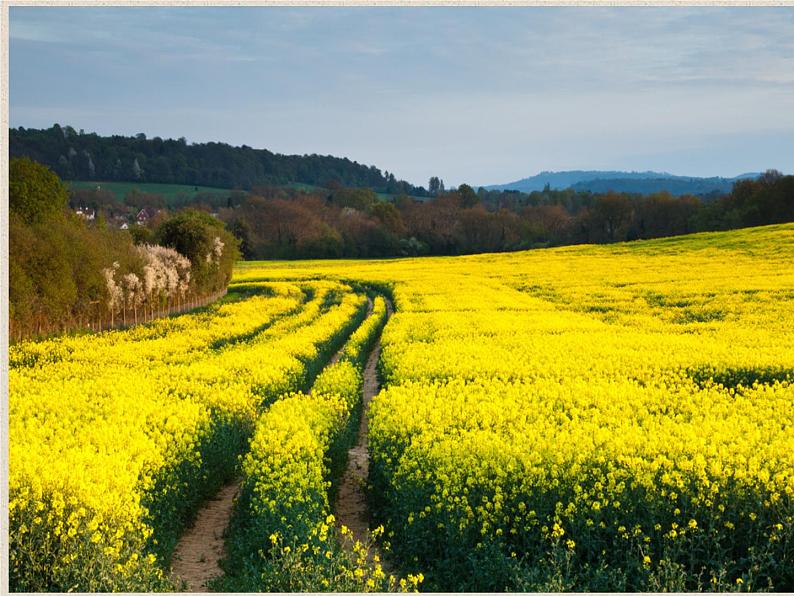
[169,295,383,591]
[333,299,392,551]
[170,480,241,592]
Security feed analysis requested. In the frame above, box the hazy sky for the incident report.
[10,6,794,187]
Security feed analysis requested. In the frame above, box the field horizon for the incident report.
[236,221,794,267]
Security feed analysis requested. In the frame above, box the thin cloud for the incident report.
[9,6,794,186]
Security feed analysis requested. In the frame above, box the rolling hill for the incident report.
[483,170,760,195]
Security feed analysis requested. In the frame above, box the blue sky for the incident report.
[9,6,794,187]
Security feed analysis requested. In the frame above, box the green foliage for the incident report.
[330,187,377,211]
[9,213,77,326]
[457,183,480,208]
[8,157,155,338]
[127,225,153,245]
[428,176,444,196]
[225,178,789,260]
[155,209,240,293]
[9,157,68,223]
[11,128,794,261]
[123,189,166,209]
[372,201,407,235]
[227,218,253,259]
[9,160,239,341]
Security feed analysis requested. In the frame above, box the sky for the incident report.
[9,6,794,188]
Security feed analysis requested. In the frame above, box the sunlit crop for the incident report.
[238,224,794,591]
[9,280,368,591]
[10,223,794,592]
[222,297,407,592]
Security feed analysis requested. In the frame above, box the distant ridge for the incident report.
[482,170,761,196]
[9,125,426,196]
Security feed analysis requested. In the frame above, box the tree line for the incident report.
[9,158,239,340]
[220,172,794,259]
[10,125,426,196]
[9,154,794,338]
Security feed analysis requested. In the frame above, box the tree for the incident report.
[759,169,784,186]
[591,192,634,242]
[228,218,253,259]
[8,158,246,339]
[372,201,407,235]
[9,157,68,223]
[156,209,239,292]
[10,125,426,196]
[428,176,443,196]
[124,190,166,210]
[132,158,143,180]
[458,184,480,208]
[128,225,154,245]
[329,187,377,212]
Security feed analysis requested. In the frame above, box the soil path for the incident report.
[333,298,393,555]
[328,297,374,367]
[170,480,241,592]
[170,294,375,591]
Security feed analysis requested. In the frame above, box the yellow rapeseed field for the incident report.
[236,223,794,591]
[9,280,369,591]
[9,223,794,592]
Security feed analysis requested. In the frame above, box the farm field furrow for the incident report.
[218,295,405,592]
[8,223,794,592]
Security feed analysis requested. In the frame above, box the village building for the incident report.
[136,207,158,225]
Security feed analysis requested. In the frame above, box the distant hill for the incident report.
[570,175,760,197]
[9,125,426,196]
[483,170,760,196]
